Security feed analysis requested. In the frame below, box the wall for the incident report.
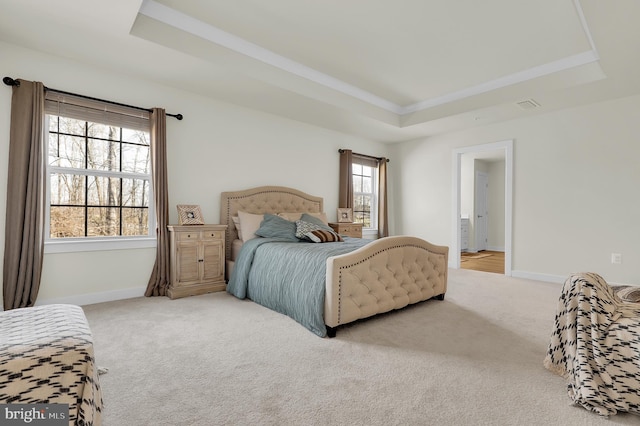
[459,154,477,249]
[0,41,388,305]
[474,160,489,251]
[391,94,640,285]
[487,160,505,251]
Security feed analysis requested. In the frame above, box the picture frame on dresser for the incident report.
[177,204,204,225]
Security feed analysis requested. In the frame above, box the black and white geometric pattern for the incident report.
[294,220,343,242]
[544,272,640,417]
[0,304,103,425]
[294,220,324,239]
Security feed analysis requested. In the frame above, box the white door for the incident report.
[475,172,489,251]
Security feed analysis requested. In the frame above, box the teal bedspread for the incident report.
[227,237,370,337]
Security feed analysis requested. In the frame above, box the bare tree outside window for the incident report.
[48,115,151,238]
[352,163,375,228]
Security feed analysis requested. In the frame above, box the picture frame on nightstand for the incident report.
[177,204,204,225]
[337,208,353,223]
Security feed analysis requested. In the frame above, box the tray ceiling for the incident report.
[1,0,640,142]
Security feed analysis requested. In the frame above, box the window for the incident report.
[44,92,155,250]
[352,156,378,229]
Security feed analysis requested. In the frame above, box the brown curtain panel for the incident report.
[338,149,353,208]
[378,157,389,238]
[145,108,170,297]
[3,79,46,310]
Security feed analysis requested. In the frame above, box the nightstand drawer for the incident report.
[175,230,200,241]
[174,229,223,241]
[201,230,223,241]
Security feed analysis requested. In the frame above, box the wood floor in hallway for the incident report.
[460,250,505,274]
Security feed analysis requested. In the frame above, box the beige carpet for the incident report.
[83,269,639,425]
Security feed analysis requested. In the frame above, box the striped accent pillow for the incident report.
[305,229,343,243]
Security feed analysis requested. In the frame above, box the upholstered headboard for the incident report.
[220,186,324,262]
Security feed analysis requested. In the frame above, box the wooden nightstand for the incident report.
[328,222,363,238]
[167,224,227,299]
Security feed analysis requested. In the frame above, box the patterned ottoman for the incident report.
[0,304,103,425]
[544,273,640,417]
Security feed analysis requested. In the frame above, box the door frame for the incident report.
[451,140,513,275]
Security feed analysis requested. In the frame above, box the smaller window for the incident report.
[352,158,378,229]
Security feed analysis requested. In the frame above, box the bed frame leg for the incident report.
[326,326,337,338]
[434,293,445,301]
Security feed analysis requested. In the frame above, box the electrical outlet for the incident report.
[611,253,622,264]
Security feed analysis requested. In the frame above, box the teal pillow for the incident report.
[300,213,332,231]
[255,214,298,241]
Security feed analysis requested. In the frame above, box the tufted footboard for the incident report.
[324,236,448,330]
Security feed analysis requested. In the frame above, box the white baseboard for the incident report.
[487,246,505,252]
[511,270,640,287]
[449,264,566,284]
[35,286,147,307]
[461,247,504,253]
[511,270,565,284]
[451,267,564,284]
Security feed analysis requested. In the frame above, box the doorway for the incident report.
[452,140,513,275]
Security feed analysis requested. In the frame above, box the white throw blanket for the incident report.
[544,272,640,416]
[0,304,103,425]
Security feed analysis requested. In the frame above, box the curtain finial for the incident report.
[3,77,20,87]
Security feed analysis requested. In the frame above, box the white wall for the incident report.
[487,160,505,251]
[391,94,640,285]
[460,155,474,221]
[0,41,388,304]
[473,160,489,252]
[460,155,480,250]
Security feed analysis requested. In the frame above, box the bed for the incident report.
[0,304,102,425]
[221,186,449,337]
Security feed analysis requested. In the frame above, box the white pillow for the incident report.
[231,216,242,240]
[237,211,264,242]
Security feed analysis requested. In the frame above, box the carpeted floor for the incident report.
[83,269,639,425]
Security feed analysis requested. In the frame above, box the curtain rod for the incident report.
[3,77,183,120]
[338,149,390,163]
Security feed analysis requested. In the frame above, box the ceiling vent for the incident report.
[516,99,540,110]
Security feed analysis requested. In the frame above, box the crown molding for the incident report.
[138,0,599,117]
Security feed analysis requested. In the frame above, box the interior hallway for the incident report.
[460,251,505,274]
